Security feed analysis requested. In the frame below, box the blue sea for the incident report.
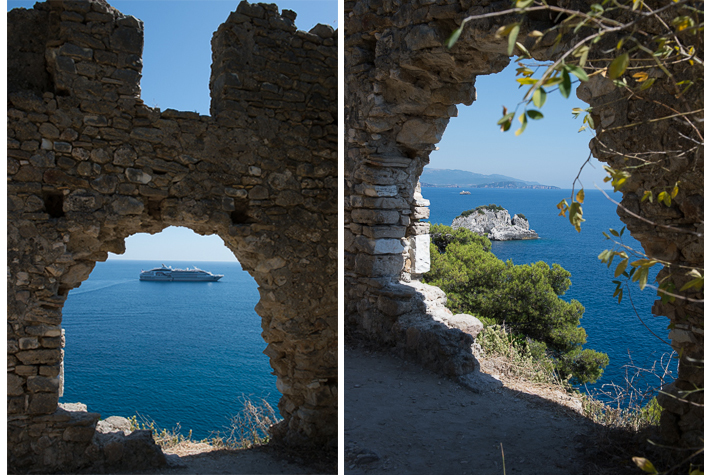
[60,260,278,440]
[61,189,673,434]
[424,187,676,397]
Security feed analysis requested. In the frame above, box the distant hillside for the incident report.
[420,168,558,189]
[472,181,559,190]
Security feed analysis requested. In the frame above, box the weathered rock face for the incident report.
[7,1,337,472]
[345,0,702,449]
[576,70,703,447]
[451,209,538,241]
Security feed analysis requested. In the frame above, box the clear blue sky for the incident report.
[7,0,337,262]
[429,61,611,190]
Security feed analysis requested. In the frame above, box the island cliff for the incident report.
[451,205,538,241]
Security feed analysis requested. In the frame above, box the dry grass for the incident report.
[475,325,705,474]
[475,324,669,429]
[128,396,281,455]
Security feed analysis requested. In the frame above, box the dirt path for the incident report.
[105,443,333,475]
[345,345,599,475]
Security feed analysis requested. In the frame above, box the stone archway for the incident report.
[7,1,337,472]
[345,0,702,450]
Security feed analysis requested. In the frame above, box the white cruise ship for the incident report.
[139,264,223,282]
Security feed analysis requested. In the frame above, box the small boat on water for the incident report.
[139,264,223,282]
[460,190,471,195]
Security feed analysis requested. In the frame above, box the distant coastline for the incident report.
[420,168,560,189]
[421,182,560,190]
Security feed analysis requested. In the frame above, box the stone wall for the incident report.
[576,72,703,446]
[7,1,337,472]
[345,0,702,449]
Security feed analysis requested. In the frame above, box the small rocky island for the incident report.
[451,204,539,241]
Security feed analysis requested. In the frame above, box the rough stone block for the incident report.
[354,253,403,277]
[409,234,430,274]
[8,373,25,397]
[62,425,96,442]
[27,375,59,393]
[19,337,40,350]
[111,27,144,55]
[16,349,62,365]
[28,392,58,415]
[351,209,400,225]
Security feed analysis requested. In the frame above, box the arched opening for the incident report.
[60,226,278,441]
[345,1,701,467]
[7,0,337,470]
[422,61,675,399]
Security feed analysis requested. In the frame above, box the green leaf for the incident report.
[672,15,695,32]
[614,259,628,278]
[670,183,679,199]
[658,191,671,206]
[609,228,619,237]
[515,42,531,59]
[515,112,527,136]
[526,109,544,120]
[576,189,585,204]
[608,53,630,80]
[516,66,534,77]
[602,232,610,239]
[497,112,515,132]
[516,0,534,7]
[574,45,590,68]
[507,24,520,56]
[639,78,656,91]
[497,112,515,125]
[517,77,538,85]
[637,267,649,290]
[565,64,589,82]
[556,199,569,217]
[559,69,572,98]
[619,226,625,237]
[641,191,652,202]
[445,27,463,49]
[569,202,584,232]
[632,457,658,474]
[584,113,595,129]
[679,276,703,292]
[533,87,547,108]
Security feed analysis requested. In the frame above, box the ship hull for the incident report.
[139,265,223,282]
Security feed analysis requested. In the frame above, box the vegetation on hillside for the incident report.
[458,204,507,218]
[425,224,609,384]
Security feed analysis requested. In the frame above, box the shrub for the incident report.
[457,203,505,218]
[477,203,505,212]
[425,224,608,384]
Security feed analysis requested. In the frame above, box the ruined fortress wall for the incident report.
[7,1,337,471]
[576,73,704,445]
[345,0,702,448]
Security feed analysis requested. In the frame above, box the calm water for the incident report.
[60,260,277,439]
[61,189,673,432]
[424,187,675,395]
